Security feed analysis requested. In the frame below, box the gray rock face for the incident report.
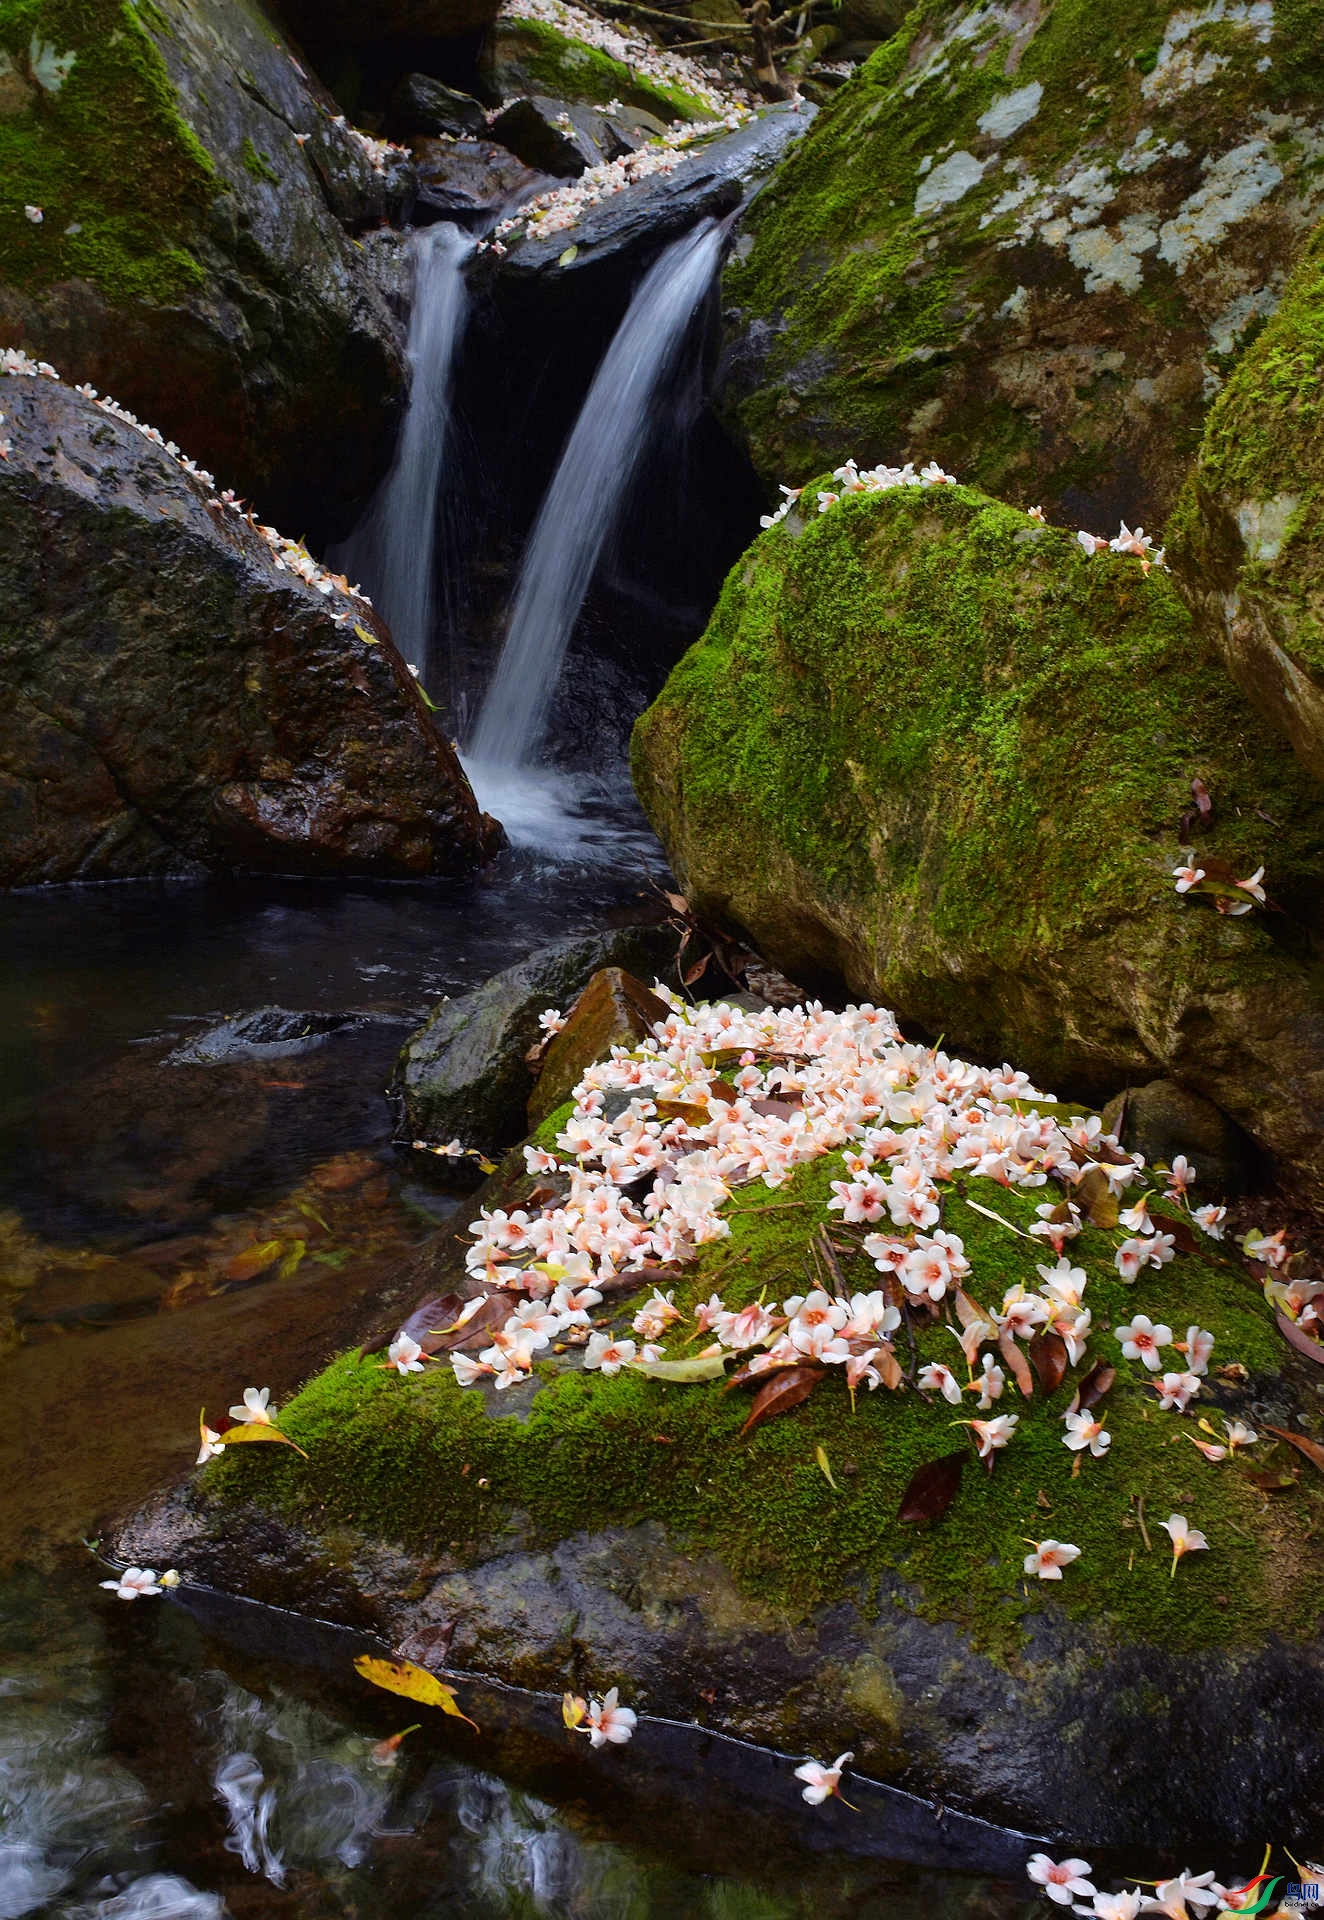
[392,924,678,1151]
[411,136,549,226]
[388,74,489,139]
[1102,1079,1255,1198]
[0,372,495,885]
[489,95,628,178]
[0,0,409,547]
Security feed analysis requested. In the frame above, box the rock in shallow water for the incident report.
[0,373,495,885]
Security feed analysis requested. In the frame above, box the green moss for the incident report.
[486,18,710,124]
[208,1132,1320,1661]
[0,0,213,306]
[240,134,277,183]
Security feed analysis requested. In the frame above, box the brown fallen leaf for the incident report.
[898,1451,965,1523]
[1275,1311,1324,1366]
[1074,1167,1120,1230]
[1265,1424,1324,1474]
[1028,1330,1069,1395]
[429,1294,510,1353]
[998,1326,1035,1397]
[223,1239,285,1283]
[361,1293,464,1361]
[1071,1360,1116,1414]
[740,1364,825,1437]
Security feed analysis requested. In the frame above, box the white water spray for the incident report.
[334,223,471,675]
[468,218,725,774]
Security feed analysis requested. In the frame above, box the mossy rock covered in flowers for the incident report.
[125,989,1324,1851]
[480,13,716,124]
[719,0,1324,530]
[631,479,1324,1203]
[0,0,407,542]
[1169,216,1324,786]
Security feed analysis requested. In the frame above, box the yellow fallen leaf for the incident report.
[353,1654,479,1731]
[276,1238,306,1280]
[558,244,578,265]
[634,1355,727,1382]
[223,1239,285,1282]
[353,622,379,645]
[562,1691,587,1729]
[221,1423,308,1459]
[815,1443,839,1492]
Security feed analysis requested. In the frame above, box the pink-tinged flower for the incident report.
[1152,1370,1201,1412]
[997,1284,1049,1340]
[1023,1539,1081,1581]
[1160,1512,1208,1576]
[24,204,43,224]
[1063,1410,1110,1458]
[1052,1306,1093,1366]
[693,1292,728,1332]
[583,1333,637,1375]
[1119,1195,1153,1234]
[972,1354,1004,1409]
[1028,505,1046,523]
[1173,864,1205,894]
[1176,1325,1214,1375]
[788,1290,847,1353]
[1037,1257,1087,1309]
[1242,1226,1288,1269]
[1092,1893,1144,1920]
[1116,1314,1172,1370]
[1028,1854,1096,1905]
[1114,1238,1149,1281]
[1077,530,1106,556]
[229,1386,275,1425]
[633,1289,681,1341]
[538,1007,567,1035]
[1235,866,1266,905]
[386,1333,425,1375]
[450,1352,494,1387]
[902,1241,954,1302]
[100,1566,163,1600]
[1166,1154,1197,1194]
[918,1361,963,1405]
[717,1300,777,1351]
[794,1749,854,1805]
[968,1413,1018,1457]
[583,1686,637,1747]
[1186,1436,1226,1462]
[1142,1870,1220,1917]
[197,1411,225,1463]
[1192,1203,1225,1240]
[1223,1418,1257,1450]
[845,1347,885,1392]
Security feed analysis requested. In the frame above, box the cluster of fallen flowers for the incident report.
[477,111,748,251]
[1025,1850,1322,1918]
[500,0,745,115]
[1173,858,1268,916]
[758,459,1168,574]
[1,348,373,623]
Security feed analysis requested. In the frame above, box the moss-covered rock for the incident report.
[118,1071,1324,1850]
[0,0,408,544]
[480,17,712,123]
[1169,218,1324,786]
[631,482,1324,1199]
[720,0,1324,530]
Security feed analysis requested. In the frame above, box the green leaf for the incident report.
[634,1354,727,1382]
[353,622,379,645]
[815,1443,839,1492]
[558,244,578,265]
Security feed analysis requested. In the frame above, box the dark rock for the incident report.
[387,72,488,137]
[528,967,672,1124]
[410,136,549,226]
[0,0,409,549]
[488,95,610,178]
[166,1008,398,1068]
[478,17,711,123]
[1102,1080,1256,1198]
[0,372,495,885]
[392,924,678,1152]
[276,0,500,47]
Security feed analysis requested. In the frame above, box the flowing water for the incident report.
[331,224,472,679]
[468,220,728,773]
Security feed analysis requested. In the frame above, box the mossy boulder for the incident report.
[0,0,408,545]
[630,483,1324,1201]
[118,1072,1324,1851]
[1169,219,1324,786]
[0,368,493,883]
[479,17,713,123]
[720,0,1324,530]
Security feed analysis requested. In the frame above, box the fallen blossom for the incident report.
[583,1686,637,1747]
[918,1361,963,1405]
[1142,1871,1221,1917]
[1023,1538,1081,1580]
[386,1333,426,1375]
[1115,1314,1172,1370]
[197,1412,226,1463]
[1063,1410,1111,1457]
[24,204,43,223]
[967,1413,1018,1457]
[794,1749,854,1805]
[1152,1369,1201,1412]
[1028,1854,1096,1905]
[100,1567,163,1600]
[1223,1418,1257,1450]
[583,1332,637,1374]
[1160,1512,1208,1575]
[539,1008,567,1035]
[229,1386,275,1424]
[1172,864,1205,894]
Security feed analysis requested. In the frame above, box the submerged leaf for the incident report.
[739,1364,824,1437]
[634,1354,727,1382]
[223,1239,285,1283]
[898,1451,964,1523]
[220,1423,308,1459]
[353,1655,479,1730]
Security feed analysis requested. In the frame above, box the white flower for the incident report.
[583,1332,636,1375]
[1063,1410,1110,1457]
[197,1412,225,1463]
[24,205,43,223]
[386,1333,426,1374]
[228,1386,275,1424]
[1023,1539,1081,1581]
[100,1566,163,1600]
[1028,1854,1096,1905]
[794,1749,853,1805]
[1160,1512,1208,1574]
[1115,1314,1172,1370]
[584,1686,637,1747]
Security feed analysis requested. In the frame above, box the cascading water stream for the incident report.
[332,222,471,677]
[467,217,727,779]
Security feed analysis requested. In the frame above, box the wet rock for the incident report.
[410,136,549,226]
[392,925,678,1153]
[0,372,494,886]
[631,483,1324,1201]
[528,968,672,1125]
[166,1009,397,1068]
[0,0,409,548]
[1169,221,1324,785]
[720,0,1324,531]
[1102,1080,1255,1199]
[479,17,713,122]
[488,95,612,178]
[388,73,489,138]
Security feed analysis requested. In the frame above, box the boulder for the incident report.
[488,95,614,177]
[117,1004,1324,1850]
[387,73,489,138]
[392,924,678,1152]
[478,16,714,123]
[0,367,494,885]
[528,967,671,1124]
[0,0,408,548]
[631,482,1324,1201]
[1101,1081,1254,1200]
[1168,221,1324,785]
[410,136,547,226]
[275,0,501,47]
[720,0,1324,531]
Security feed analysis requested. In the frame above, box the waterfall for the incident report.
[468,218,726,772]
[334,222,471,677]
